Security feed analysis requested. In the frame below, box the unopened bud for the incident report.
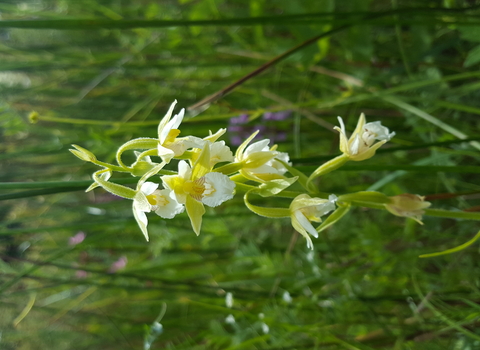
[385,194,431,224]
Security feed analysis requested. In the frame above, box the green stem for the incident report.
[307,153,349,186]
[93,160,129,172]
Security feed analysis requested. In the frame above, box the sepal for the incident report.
[256,177,298,197]
[70,144,97,163]
[92,170,136,199]
[316,204,351,234]
[276,159,315,193]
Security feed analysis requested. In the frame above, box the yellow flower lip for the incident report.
[164,129,181,144]
[183,178,206,201]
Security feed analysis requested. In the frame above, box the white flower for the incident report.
[282,291,292,303]
[209,140,234,167]
[225,292,233,308]
[261,323,269,334]
[162,144,235,235]
[225,314,236,324]
[235,131,291,182]
[133,182,184,241]
[335,113,395,161]
[157,100,204,163]
[290,194,337,249]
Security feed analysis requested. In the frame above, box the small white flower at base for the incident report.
[335,113,395,161]
[225,314,236,324]
[282,291,292,303]
[290,194,337,249]
[318,300,335,308]
[261,323,270,334]
[225,292,233,308]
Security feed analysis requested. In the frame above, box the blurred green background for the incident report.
[1,0,480,349]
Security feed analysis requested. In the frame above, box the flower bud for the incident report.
[385,194,431,224]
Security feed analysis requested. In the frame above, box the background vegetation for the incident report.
[1,0,480,349]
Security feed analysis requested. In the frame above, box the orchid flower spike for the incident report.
[290,194,337,249]
[335,113,395,161]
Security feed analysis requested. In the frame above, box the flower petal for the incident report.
[202,172,235,207]
[140,181,159,196]
[133,202,150,241]
[154,189,185,219]
[157,144,176,163]
[244,139,270,156]
[351,112,366,137]
[204,128,227,143]
[186,195,206,235]
[158,100,178,144]
[294,210,319,238]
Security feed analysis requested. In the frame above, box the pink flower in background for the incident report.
[75,270,88,278]
[109,256,128,273]
[69,231,86,246]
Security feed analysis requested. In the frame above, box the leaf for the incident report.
[464,44,480,67]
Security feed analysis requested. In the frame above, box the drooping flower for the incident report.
[235,131,291,182]
[157,100,204,163]
[162,144,235,235]
[133,182,184,241]
[335,113,395,161]
[385,193,431,224]
[290,194,337,249]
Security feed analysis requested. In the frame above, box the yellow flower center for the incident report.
[183,178,206,201]
[146,194,157,206]
[146,193,169,208]
[164,129,181,145]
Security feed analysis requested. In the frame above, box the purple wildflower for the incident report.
[230,114,249,124]
[108,256,128,273]
[69,232,86,246]
[263,110,292,121]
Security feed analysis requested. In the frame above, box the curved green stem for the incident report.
[116,137,158,170]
